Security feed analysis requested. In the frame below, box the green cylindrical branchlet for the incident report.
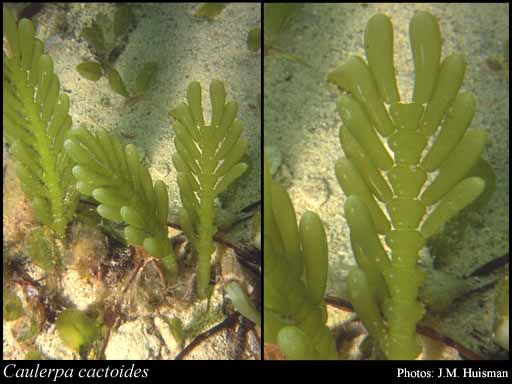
[365,13,400,103]
[328,56,394,137]
[410,11,441,103]
[300,211,328,305]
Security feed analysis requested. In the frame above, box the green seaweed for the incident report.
[56,308,100,353]
[135,62,158,96]
[164,316,185,348]
[247,27,261,52]
[77,5,158,98]
[263,3,307,65]
[82,5,135,60]
[170,80,248,299]
[428,158,496,270]
[107,68,129,97]
[328,12,490,360]
[419,270,469,312]
[113,4,135,38]
[3,7,79,238]
[64,126,178,281]
[3,291,24,322]
[263,3,310,67]
[264,3,301,49]
[225,281,260,326]
[194,3,227,20]
[181,303,225,342]
[76,61,103,81]
[82,19,106,54]
[24,350,44,360]
[263,153,336,360]
[24,228,60,271]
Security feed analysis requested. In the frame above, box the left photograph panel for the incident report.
[3,3,261,360]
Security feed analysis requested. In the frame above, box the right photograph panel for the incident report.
[263,3,509,360]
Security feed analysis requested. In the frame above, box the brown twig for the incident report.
[325,295,354,311]
[8,258,43,289]
[174,314,238,360]
[468,253,509,277]
[233,317,255,360]
[325,295,484,360]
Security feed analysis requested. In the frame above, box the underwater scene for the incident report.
[264,3,509,360]
[3,3,261,360]
[3,1,510,364]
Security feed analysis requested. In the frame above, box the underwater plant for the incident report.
[328,12,490,360]
[64,127,178,281]
[225,280,260,326]
[24,227,60,271]
[263,3,301,54]
[3,7,79,238]
[263,3,308,66]
[56,308,100,354]
[263,153,337,360]
[247,27,261,52]
[24,349,45,360]
[194,3,227,20]
[170,80,249,299]
[76,5,158,99]
[3,290,24,322]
